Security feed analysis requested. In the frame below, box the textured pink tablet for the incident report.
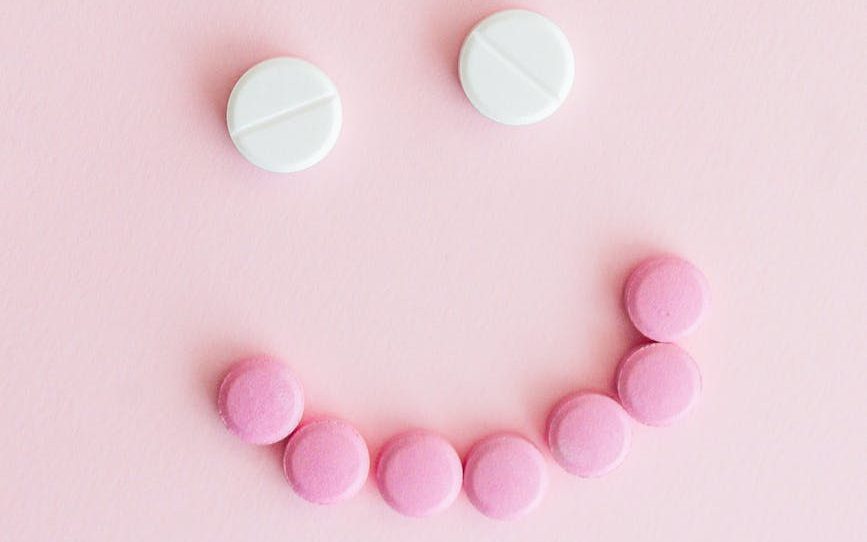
[624,256,710,342]
[283,418,369,504]
[463,433,547,520]
[546,393,631,477]
[217,357,304,445]
[617,343,701,426]
[375,430,462,517]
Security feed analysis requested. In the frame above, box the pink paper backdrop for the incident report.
[1,1,865,540]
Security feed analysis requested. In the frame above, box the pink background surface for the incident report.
[1,1,865,540]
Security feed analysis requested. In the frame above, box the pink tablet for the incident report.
[624,256,709,342]
[463,433,547,520]
[375,430,462,517]
[283,418,369,504]
[547,392,631,477]
[217,357,304,445]
[617,343,702,426]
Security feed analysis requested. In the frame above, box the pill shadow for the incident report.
[424,2,519,97]
[191,337,263,426]
[194,338,302,479]
[190,38,288,144]
[354,240,661,462]
[520,241,655,444]
[602,239,666,319]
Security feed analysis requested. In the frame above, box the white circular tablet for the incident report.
[226,57,342,173]
[459,10,574,125]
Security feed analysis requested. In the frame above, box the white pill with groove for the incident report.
[226,57,342,173]
[459,10,574,126]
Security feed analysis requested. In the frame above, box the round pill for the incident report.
[624,256,710,342]
[459,9,574,125]
[283,418,369,504]
[463,433,547,520]
[546,393,631,477]
[617,343,701,426]
[375,430,462,517]
[226,57,342,173]
[217,357,304,445]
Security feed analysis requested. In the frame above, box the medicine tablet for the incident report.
[463,433,547,520]
[617,343,701,426]
[217,357,304,445]
[375,430,462,517]
[283,418,369,504]
[546,393,631,477]
[226,57,342,173]
[624,256,710,342]
[459,9,574,125]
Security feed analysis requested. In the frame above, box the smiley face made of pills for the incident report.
[217,9,710,520]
